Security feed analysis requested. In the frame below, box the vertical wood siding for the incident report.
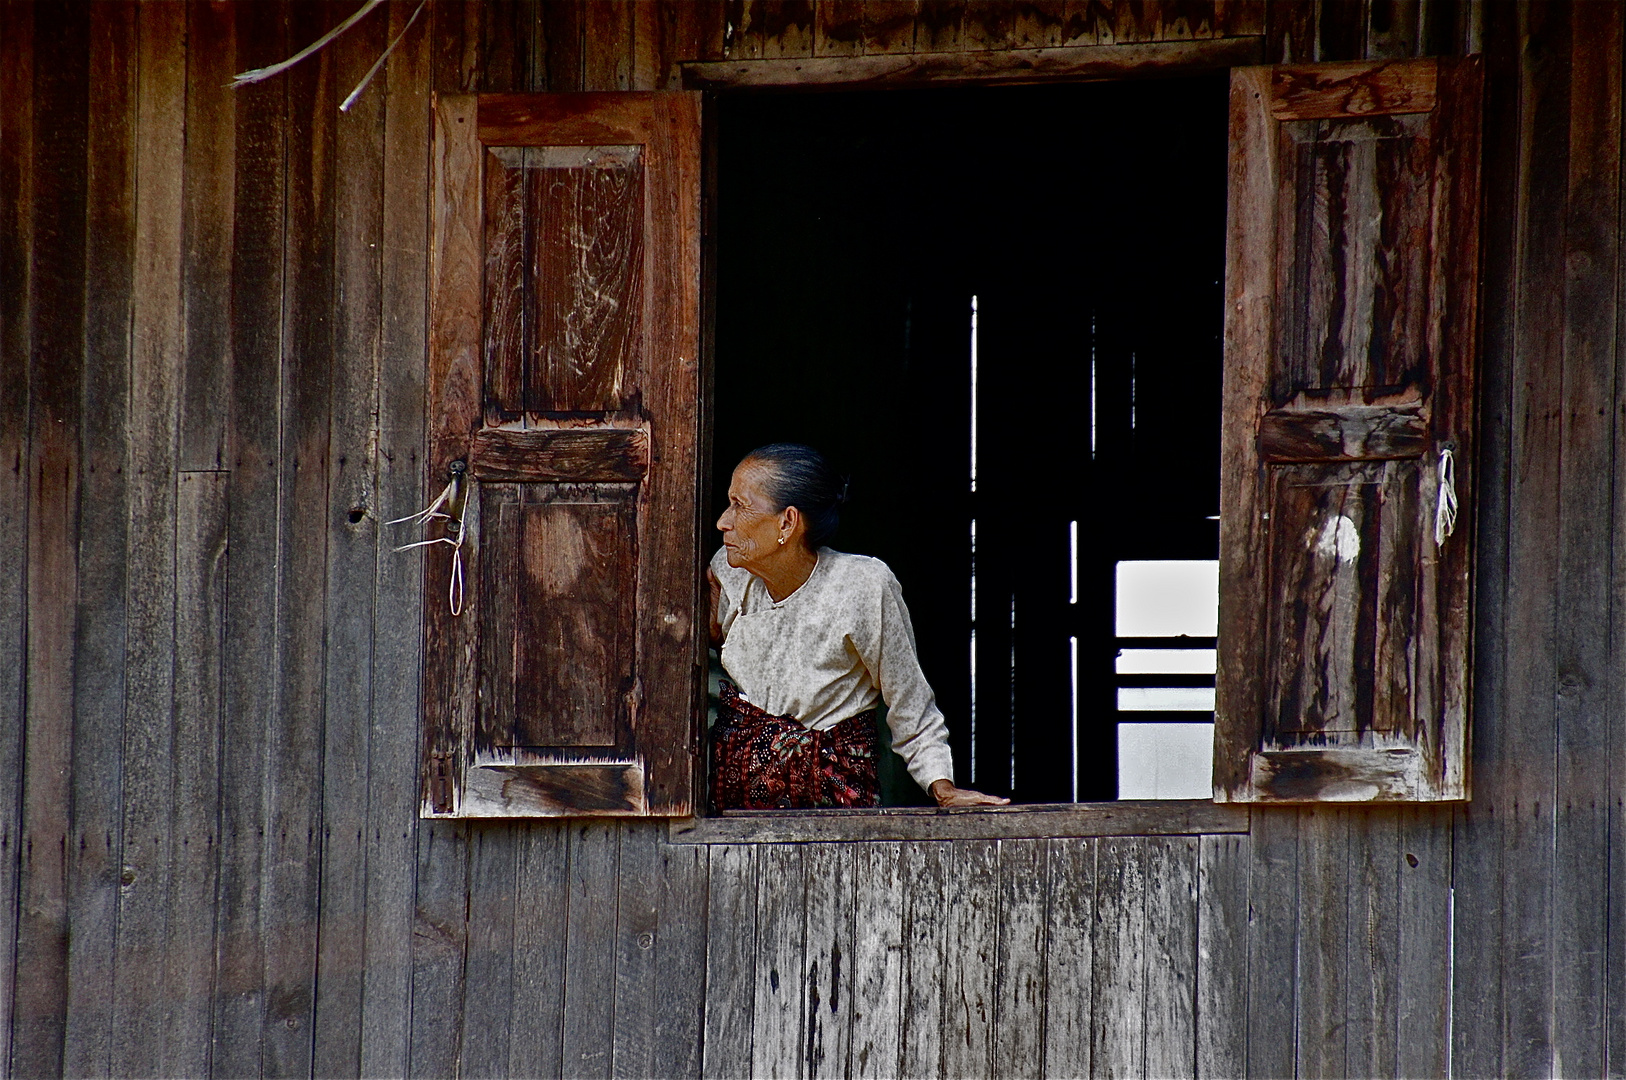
[1,1,1624,1076]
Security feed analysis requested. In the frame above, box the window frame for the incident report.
[680,37,1261,839]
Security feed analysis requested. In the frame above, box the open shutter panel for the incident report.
[1215,58,1482,803]
[423,93,702,818]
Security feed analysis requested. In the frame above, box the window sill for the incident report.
[666,799,1249,845]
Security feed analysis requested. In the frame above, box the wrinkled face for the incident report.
[716,460,788,571]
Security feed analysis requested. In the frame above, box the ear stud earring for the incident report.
[778,537,785,544]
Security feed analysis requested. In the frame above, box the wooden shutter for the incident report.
[421,93,702,818]
[1215,59,1482,803]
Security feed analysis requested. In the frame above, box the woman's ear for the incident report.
[779,504,802,542]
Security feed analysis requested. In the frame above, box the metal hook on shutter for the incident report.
[1434,445,1458,548]
[388,459,470,616]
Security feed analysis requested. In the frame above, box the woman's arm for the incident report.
[707,564,723,647]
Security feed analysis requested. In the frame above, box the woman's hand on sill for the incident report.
[929,779,1010,808]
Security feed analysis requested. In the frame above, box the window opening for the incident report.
[713,78,1226,804]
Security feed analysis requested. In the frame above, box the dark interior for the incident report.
[711,77,1228,804]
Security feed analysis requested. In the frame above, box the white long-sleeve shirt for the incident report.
[710,546,956,791]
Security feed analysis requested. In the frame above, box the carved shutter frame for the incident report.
[1215,59,1482,803]
[421,93,702,818]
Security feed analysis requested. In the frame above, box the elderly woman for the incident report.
[707,443,1007,810]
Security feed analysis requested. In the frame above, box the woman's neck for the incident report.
[753,545,818,603]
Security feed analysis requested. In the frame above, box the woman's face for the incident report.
[717,460,789,571]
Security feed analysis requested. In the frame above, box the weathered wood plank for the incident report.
[1315,0,1368,60]
[668,801,1249,843]
[653,843,709,1080]
[1366,0,1423,58]
[260,5,337,1068]
[1447,7,1517,1073]
[211,1,286,1067]
[584,0,633,89]
[750,843,806,1079]
[1498,4,1570,1075]
[724,0,766,59]
[940,839,998,1079]
[1552,5,1621,1078]
[962,0,1013,49]
[313,6,389,1073]
[1344,811,1401,1079]
[432,0,484,93]
[1245,810,1299,1079]
[177,0,235,472]
[408,821,469,1077]
[563,822,621,1079]
[16,0,88,1070]
[1296,808,1349,1078]
[862,1,921,54]
[541,0,585,91]
[0,4,33,1070]
[848,844,904,1080]
[59,5,134,1075]
[507,823,569,1079]
[469,426,649,482]
[459,825,519,1079]
[684,29,1260,88]
[612,823,663,1079]
[898,841,949,1080]
[1143,836,1198,1079]
[106,2,179,1071]
[1159,0,1216,40]
[1091,838,1146,1080]
[813,0,864,56]
[1214,0,1265,37]
[482,0,542,93]
[993,839,1046,1076]
[359,3,431,1072]
[801,843,856,1079]
[1195,832,1249,1079]
[702,844,758,1079]
[1043,838,1094,1080]
[916,0,967,51]
[760,0,815,58]
[163,470,227,1079]
[1262,0,1314,62]
[1011,1,1066,49]
[1395,806,1451,1079]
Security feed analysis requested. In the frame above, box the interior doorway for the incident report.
[711,76,1228,804]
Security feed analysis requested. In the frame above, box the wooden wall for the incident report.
[2,1,1623,1076]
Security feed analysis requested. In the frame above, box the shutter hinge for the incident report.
[430,752,455,814]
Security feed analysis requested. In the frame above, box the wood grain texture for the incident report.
[1043,838,1095,1080]
[612,823,662,1079]
[563,822,621,1079]
[1091,838,1146,1080]
[750,843,806,1079]
[164,471,227,1078]
[1245,810,1299,1080]
[408,821,469,1078]
[669,800,1249,843]
[847,844,904,1080]
[1142,837,1198,1079]
[469,425,649,481]
[0,5,32,1071]
[682,34,1261,88]
[897,841,949,1080]
[508,823,569,1079]
[211,2,286,1067]
[459,825,519,1079]
[1295,808,1349,1077]
[1194,833,1249,1078]
[313,7,389,1073]
[359,3,431,1072]
[800,843,855,1079]
[260,5,337,1068]
[941,839,997,1079]
[1551,5,1621,1076]
[652,842,709,1079]
[993,839,1047,1075]
[108,2,177,1071]
[702,844,758,1079]
[59,5,134,1075]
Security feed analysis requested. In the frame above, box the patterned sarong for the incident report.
[711,680,880,810]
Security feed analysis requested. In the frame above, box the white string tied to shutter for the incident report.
[1434,445,1458,548]
[389,460,469,616]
